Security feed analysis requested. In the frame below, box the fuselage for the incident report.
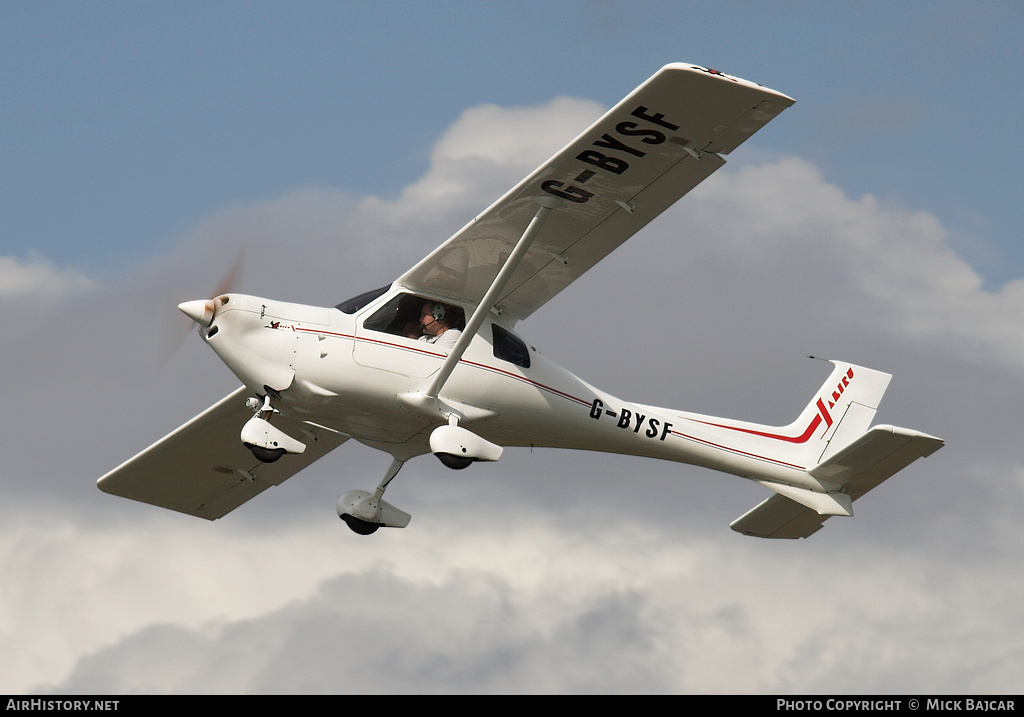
[197,288,834,492]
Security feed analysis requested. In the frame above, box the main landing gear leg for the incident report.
[337,458,412,535]
[240,393,307,463]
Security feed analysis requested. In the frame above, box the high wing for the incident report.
[97,387,350,520]
[397,63,794,325]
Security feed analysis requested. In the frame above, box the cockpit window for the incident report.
[492,324,530,368]
[335,285,389,314]
[363,293,466,339]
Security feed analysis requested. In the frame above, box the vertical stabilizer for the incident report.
[784,360,892,468]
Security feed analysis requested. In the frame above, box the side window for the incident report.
[492,324,530,368]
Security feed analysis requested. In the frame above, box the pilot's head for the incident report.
[420,301,451,336]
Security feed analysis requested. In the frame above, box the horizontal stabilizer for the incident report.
[730,494,828,539]
[732,424,943,539]
[810,425,944,499]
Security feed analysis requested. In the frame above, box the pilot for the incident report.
[418,301,461,351]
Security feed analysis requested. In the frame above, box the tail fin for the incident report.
[672,360,892,471]
[790,359,892,467]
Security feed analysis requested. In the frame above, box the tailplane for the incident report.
[730,360,943,539]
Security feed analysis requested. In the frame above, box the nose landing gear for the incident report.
[337,458,411,535]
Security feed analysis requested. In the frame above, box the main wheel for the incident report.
[340,513,381,535]
[435,452,473,470]
[246,444,286,463]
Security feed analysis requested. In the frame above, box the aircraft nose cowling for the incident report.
[178,299,216,327]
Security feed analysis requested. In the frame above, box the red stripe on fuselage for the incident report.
[689,399,829,445]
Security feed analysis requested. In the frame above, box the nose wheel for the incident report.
[241,394,307,463]
[337,458,411,534]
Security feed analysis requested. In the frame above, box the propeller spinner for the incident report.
[177,299,217,327]
[160,249,243,361]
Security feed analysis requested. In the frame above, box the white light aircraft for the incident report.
[99,64,943,539]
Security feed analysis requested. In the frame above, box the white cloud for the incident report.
[4,98,1024,694]
[28,514,1024,694]
[0,253,95,300]
[688,158,1024,373]
[362,97,605,220]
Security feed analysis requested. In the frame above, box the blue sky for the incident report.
[4,1,1022,282]
[4,1,1024,695]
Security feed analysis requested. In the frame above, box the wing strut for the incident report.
[424,196,560,399]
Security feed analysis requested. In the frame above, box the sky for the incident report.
[2,0,1023,695]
